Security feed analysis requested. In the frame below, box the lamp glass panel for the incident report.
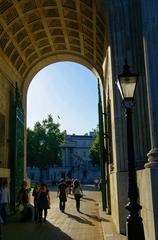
[120,76,137,99]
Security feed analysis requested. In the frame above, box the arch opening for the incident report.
[26,61,101,184]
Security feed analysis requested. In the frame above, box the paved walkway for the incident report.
[1,185,126,240]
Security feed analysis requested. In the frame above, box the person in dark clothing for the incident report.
[32,183,40,223]
[19,181,29,205]
[19,180,30,222]
[37,183,50,223]
[57,179,68,213]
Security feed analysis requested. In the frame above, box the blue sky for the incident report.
[27,61,98,135]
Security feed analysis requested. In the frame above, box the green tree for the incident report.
[89,128,100,166]
[27,114,66,180]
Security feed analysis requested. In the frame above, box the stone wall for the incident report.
[0,57,20,181]
[105,0,151,237]
[110,168,158,239]
[110,171,128,235]
[137,168,158,240]
[0,70,11,179]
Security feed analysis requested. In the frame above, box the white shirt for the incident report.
[0,187,10,203]
[74,186,82,195]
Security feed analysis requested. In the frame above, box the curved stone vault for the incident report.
[0,0,107,90]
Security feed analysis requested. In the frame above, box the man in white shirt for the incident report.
[0,181,10,224]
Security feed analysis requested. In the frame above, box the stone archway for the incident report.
[0,0,108,215]
[0,0,108,92]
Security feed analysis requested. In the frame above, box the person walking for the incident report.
[72,179,83,212]
[18,180,30,222]
[0,181,10,224]
[37,183,50,223]
[57,179,68,213]
[32,183,40,223]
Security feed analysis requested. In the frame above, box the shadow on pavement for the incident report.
[64,212,95,226]
[2,219,73,240]
[81,212,110,223]
[81,196,96,202]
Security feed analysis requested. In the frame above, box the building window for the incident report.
[83,152,86,157]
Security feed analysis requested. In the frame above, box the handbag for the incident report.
[18,203,24,212]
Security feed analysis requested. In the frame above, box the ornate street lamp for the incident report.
[117,59,138,103]
[117,60,145,240]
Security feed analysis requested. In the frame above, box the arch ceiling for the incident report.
[0,0,107,88]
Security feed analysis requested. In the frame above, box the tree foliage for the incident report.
[27,114,66,170]
[89,128,100,166]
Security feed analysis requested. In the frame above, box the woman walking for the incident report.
[37,183,50,223]
[32,183,40,223]
[72,179,83,212]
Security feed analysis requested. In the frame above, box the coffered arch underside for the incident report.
[0,0,108,91]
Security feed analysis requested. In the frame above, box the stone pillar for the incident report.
[141,3,158,239]
[107,0,134,234]
[141,1,158,168]
[107,0,149,234]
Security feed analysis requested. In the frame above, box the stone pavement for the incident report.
[1,185,126,240]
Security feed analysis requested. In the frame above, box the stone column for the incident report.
[107,0,150,234]
[141,2,158,239]
[141,1,158,168]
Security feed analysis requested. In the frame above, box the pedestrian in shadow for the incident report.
[72,179,83,212]
[38,183,50,223]
[32,183,40,223]
[18,180,30,222]
[0,181,10,224]
[57,178,68,213]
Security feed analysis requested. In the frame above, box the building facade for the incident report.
[27,133,100,184]
[60,134,99,182]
